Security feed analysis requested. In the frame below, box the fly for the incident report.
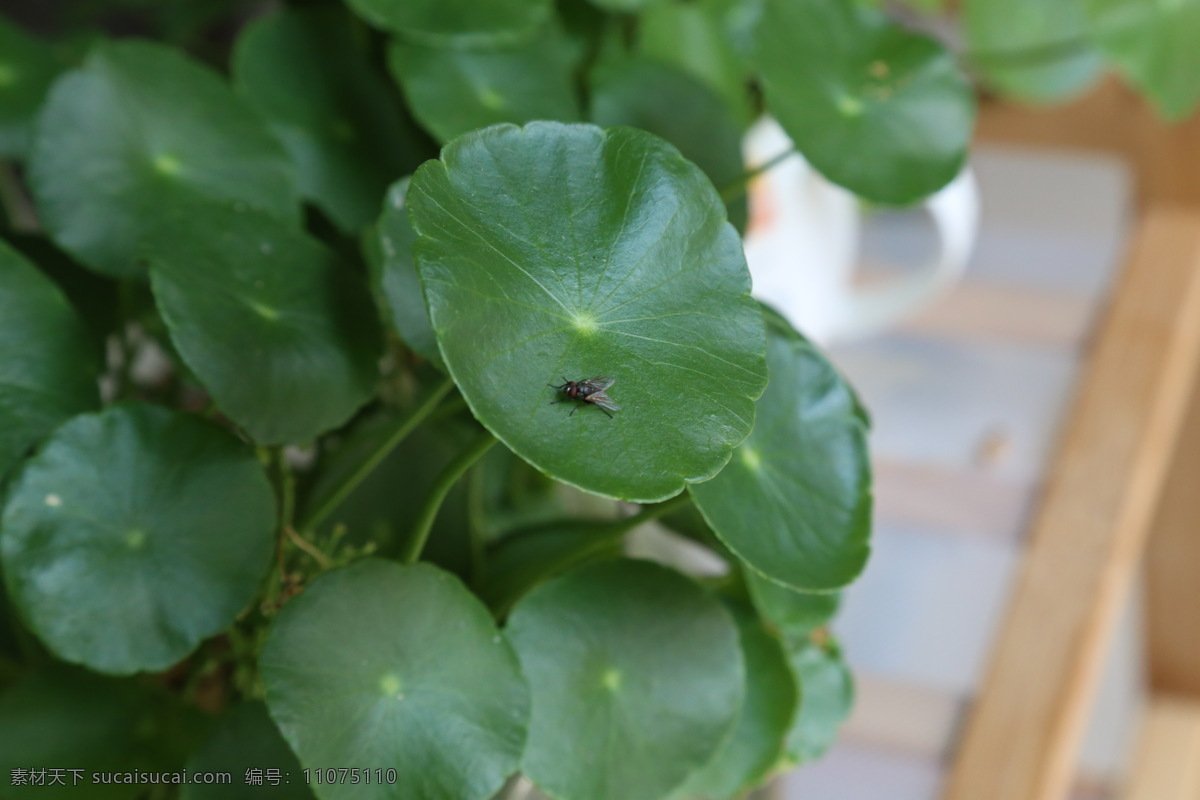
[549,376,620,418]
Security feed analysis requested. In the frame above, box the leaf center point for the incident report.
[379,672,403,699]
[601,668,622,691]
[835,94,864,117]
[572,313,599,335]
[740,447,762,471]
[124,529,147,550]
[152,153,182,176]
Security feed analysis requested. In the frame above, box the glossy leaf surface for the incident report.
[147,203,382,445]
[28,40,298,276]
[589,57,747,230]
[690,317,871,591]
[368,178,443,367]
[261,560,529,800]
[389,24,581,143]
[233,7,418,230]
[0,240,98,480]
[408,122,767,502]
[678,603,798,800]
[506,559,744,800]
[783,639,854,765]
[0,404,275,674]
[752,0,974,203]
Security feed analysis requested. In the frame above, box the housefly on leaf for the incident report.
[549,376,620,418]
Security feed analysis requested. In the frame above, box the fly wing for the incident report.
[586,376,616,391]
[588,391,620,412]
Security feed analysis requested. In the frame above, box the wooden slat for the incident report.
[941,206,1200,800]
[1145,375,1200,696]
[977,79,1200,206]
[1122,696,1200,800]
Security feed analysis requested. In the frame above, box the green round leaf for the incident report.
[0,240,98,480]
[233,7,419,231]
[407,122,767,502]
[678,603,798,800]
[0,404,275,674]
[636,1,755,126]
[1085,0,1200,119]
[261,559,529,800]
[27,39,298,277]
[368,179,443,368]
[690,315,871,591]
[345,0,551,44]
[0,667,188,800]
[746,569,841,641]
[783,639,854,765]
[965,0,1103,104]
[182,702,314,800]
[0,18,65,159]
[752,0,974,204]
[506,559,744,800]
[589,57,747,231]
[388,24,581,144]
[146,203,383,445]
[588,0,660,12]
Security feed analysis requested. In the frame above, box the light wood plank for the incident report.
[1122,696,1200,800]
[977,79,1200,206]
[1144,374,1200,696]
[941,206,1200,800]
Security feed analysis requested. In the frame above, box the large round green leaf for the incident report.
[261,559,529,800]
[752,0,974,204]
[388,23,581,144]
[589,56,747,231]
[0,667,192,800]
[367,178,443,368]
[690,315,871,591]
[0,240,98,480]
[783,638,854,765]
[1085,0,1200,119]
[677,603,797,800]
[965,0,1103,104]
[146,203,383,445]
[636,1,755,125]
[182,702,314,800]
[27,39,298,277]
[506,559,744,800]
[233,7,419,231]
[407,122,767,502]
[0,404,275,675]
[345,0,550,44]
[0,18,65,159]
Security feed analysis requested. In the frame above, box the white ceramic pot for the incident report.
[742,116,980,345]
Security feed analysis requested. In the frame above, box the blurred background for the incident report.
[5,2,1200,799]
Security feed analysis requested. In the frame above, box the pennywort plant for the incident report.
[0,0,1192,798]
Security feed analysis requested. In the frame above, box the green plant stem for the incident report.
[400,430,498,564]
[300,376,455,531]
[0,160,38,233]
[275,447,296,532]
[719,147,798,203]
